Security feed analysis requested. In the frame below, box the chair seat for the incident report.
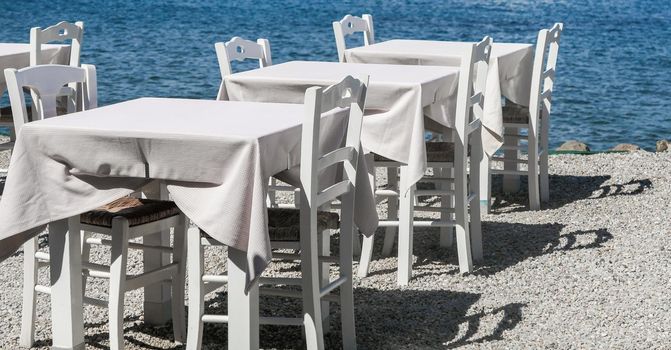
[80,197,180,228]
[268,208,340,241]
[502,103,531,124]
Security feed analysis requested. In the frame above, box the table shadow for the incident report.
[182,287,523,349]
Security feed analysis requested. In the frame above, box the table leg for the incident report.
[143,181,172,325]
[49,217,85,350]
[397,166,415,286]
[227,247,260,349]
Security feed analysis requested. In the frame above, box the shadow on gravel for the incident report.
[175,287,522,349]
[474,223,613,276]
[490,174,612,212]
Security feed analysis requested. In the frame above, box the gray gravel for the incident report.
[1,148,670,349]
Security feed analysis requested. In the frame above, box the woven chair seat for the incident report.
[268,208,340,241]
[80,197,180,228]
[199,208,340,242]
[502,104,531,124]
[373,153,395,162]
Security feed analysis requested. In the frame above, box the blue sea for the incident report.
[0,0,669,151]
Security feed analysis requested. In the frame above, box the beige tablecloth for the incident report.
[223,61,460,192]
[0,43,70,92]
[345,40,534,155]
[0,98,378,288]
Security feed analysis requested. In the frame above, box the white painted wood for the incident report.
[170,215,188,344]
[19,237,38,347]
[488,23,563,210]
[109,218,130,350]
[397,166,415,285]
[362,37,492,281]
[49,217,85,350]
[186,75,368,348]
[215,37,272,100]
[30,21,83,67]
[381,166,398,257]
[227,247,260,350]
[333,14,374,62]
[186,227,204,350]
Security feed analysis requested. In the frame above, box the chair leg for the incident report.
[170,215,188,344]
[469,131,484,262]
[540,118,550,203]
[186,228,204,350]
[339,191,357,349]
[528,122,541,211]
[20,236,38,347]
[381,166,398,257]
[299,210,325,350]
[81,231,92,300]
[439,167,454,248]
[319,229,331,331]
[109,218,130,350]
[454,145,473,275]
[397,166,415,286]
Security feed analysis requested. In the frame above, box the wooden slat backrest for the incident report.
[300,75,368,211]
[30,21,84,67]
[529,23,563,123]
[333,14,374,62]
[215,36,272,78]
[3,64,97,133]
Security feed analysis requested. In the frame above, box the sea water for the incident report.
[0,0,669,150]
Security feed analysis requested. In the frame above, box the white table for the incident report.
[345,40,534,205]
[223,60,461,193]
[0,43,69,92]
[0,97,377,349]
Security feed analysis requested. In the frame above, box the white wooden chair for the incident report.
[0,21,84,175]
[6,64,187,350]
[333,14,375,62]
[187,75,369,350]
[215,36,271,100]
[484,23,563,211]
[213,36,297,209]
[358,37,492,285]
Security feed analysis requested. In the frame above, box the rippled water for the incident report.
[1,0,669,150]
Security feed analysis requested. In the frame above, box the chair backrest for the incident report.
[300,75,368,233]
[4,64,97,133]
[333,14,375,62]
[30,21,84,67]
[528,23,563,124]
[215,36,272,78]
[454,37,492,145]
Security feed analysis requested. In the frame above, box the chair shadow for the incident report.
[364,222,613,279]
[489,174,652,213]
[179,287,524,349]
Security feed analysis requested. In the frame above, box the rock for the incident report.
[656,140,669,152]
[556,140,590,152]
[611,143,641,152]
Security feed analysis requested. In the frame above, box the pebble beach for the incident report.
[1,138,670,349]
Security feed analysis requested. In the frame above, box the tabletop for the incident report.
[223,60,461,192]
[345,40,535,156]
[0,97,378,286]
[0,43,70,88]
